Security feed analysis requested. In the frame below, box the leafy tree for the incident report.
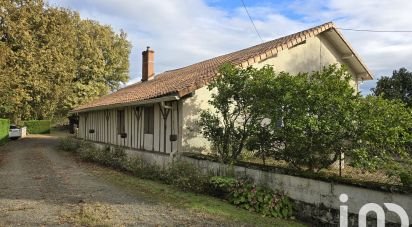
[62,19,130,118]
[199,64,359,170]
[267,65,358,172]
[0,0,131,122]
[198,64,274,163]
[244,69,285,165]
[352,96,412,170]
[372,68,412,107]
[245,121,276,165]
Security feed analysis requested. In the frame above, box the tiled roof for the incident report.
[72,22,369,112]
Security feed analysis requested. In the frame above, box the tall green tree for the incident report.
[372,68,412,107]
[0,0,131,122]
[198,64,273,163]
[353,96,412,185]
[353,96,412,170]
[267,65,358,172]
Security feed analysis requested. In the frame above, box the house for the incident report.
[71,22,372,154]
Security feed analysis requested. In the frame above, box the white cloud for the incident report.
[291,0,412,93]
[47,0,412,94]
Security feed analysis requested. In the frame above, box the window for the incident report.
[117,109,125,134]
[144,105,154,134]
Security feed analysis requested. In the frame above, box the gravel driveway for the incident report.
[0,135,229,226]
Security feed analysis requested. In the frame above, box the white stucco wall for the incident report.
[253,34,346,73]
[181,86,213,153]
[181,35,359,153]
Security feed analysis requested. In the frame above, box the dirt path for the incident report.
[0,135,229,226]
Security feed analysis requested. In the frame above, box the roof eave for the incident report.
[70,95,180,114]
[331,28,373,80]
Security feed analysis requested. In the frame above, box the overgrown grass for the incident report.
[91,165,306,227]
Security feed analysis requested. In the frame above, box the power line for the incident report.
[337,28,412,33]
[240,0,263,42]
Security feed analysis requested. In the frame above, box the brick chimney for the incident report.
[142,46,154,82]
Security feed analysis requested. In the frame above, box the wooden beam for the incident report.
[341,53,354,60]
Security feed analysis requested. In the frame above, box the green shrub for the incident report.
[125,158,208,193]
[58,137,81,152]
[164,161,209,193]
[125,157,166,181]
[399,171,412,187]
[78,142,100,162]
[211,176,293,218]
[97,146,127,170]
[124,156,144,174]
[0,119,10,145]
[24,120,51,134]
[110,146,128,169]
[209,176,237,197]
[77,143,127,170]
[385,161,412,187]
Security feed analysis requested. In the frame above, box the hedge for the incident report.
[24,120,51,134]
[0,119,10,145]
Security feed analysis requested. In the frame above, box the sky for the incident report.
[47,0,412,94]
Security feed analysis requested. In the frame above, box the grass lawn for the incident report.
[89,164,307,227]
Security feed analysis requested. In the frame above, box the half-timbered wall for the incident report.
[77,101,181,153]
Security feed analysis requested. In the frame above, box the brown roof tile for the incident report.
[72,22,369,112]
